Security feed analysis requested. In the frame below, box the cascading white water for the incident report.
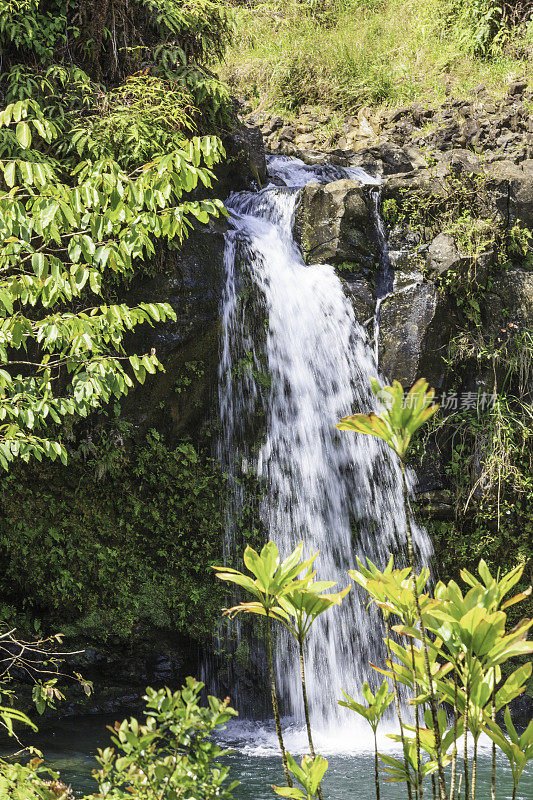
[219,156,432,734]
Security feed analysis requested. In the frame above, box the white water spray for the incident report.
[218,156,432,736]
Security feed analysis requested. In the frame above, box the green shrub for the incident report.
[410,330,533,624]
[0,759,71,800]
[0,0,235,126]
[441,0,531,57]
[0,679,238,800]
[0,425,227,643]
[90,680,238,800]
[64,76,196,167]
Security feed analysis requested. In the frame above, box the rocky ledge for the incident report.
[246,77,532,164]
[240,86,532,530]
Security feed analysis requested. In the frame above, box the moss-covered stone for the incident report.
[295,179,381,269]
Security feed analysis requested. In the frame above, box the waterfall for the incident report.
[218,156,433,733]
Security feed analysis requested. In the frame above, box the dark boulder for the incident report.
[425,233,469,278]
[124,224,228,433]
[295,179,381,269]
[485,160,533,227]
[484,267,533,333]
[367,142,424,175]
[378,282,439,386]
[417,489,455,520]
[435,148,484,177]
[219,123,267,192]
[342,277,375,325]
[382,170,443,205]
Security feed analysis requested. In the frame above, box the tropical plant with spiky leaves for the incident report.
[457,560,532,799]
[483,708,533,800]
[350,558,439,800]
[418,567,533,800]
[217,548,348,800]
[376,557,533,800]
[383,708,458,794]
[339,680,394,800]
[350,557,533,800]
[273,753,329,800]
[337,378,447,800]
[336,377,439,460]
[276,581,350,779]
[213,542,315,787]
[349,555,414,800]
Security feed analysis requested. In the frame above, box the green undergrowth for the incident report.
[411,331,533,632]
[0,420,228,645]
[425,394,532,597]
[384,169,533,327]
[222,0,532,121]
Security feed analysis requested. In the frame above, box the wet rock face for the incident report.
[218,122,267,192]
[378,282,439,386]
[294,179,381,269]
[417,489,454,520]
[124,225,227,433]
[143,226,227,355]
[342,277,375,325]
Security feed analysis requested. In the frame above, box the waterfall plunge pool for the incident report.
[10,714,532,799]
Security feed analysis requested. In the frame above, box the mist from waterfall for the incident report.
[218,156,433,734]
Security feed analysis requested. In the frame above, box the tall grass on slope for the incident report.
[221,0,532,116]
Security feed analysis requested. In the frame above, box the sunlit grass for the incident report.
[221,0,531,119]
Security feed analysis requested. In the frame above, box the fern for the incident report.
[442,0,528,56]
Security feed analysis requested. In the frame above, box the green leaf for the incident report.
[31,253,46,278]
[15,121,32,149]
[273,788,306,799]
[3,161,16,187]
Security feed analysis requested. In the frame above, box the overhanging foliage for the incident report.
[0,1,231,468]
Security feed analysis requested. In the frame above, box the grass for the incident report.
[221,0,532,123]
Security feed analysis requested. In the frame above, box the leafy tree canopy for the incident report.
[0,0,234,120]
[0,0,233,468]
